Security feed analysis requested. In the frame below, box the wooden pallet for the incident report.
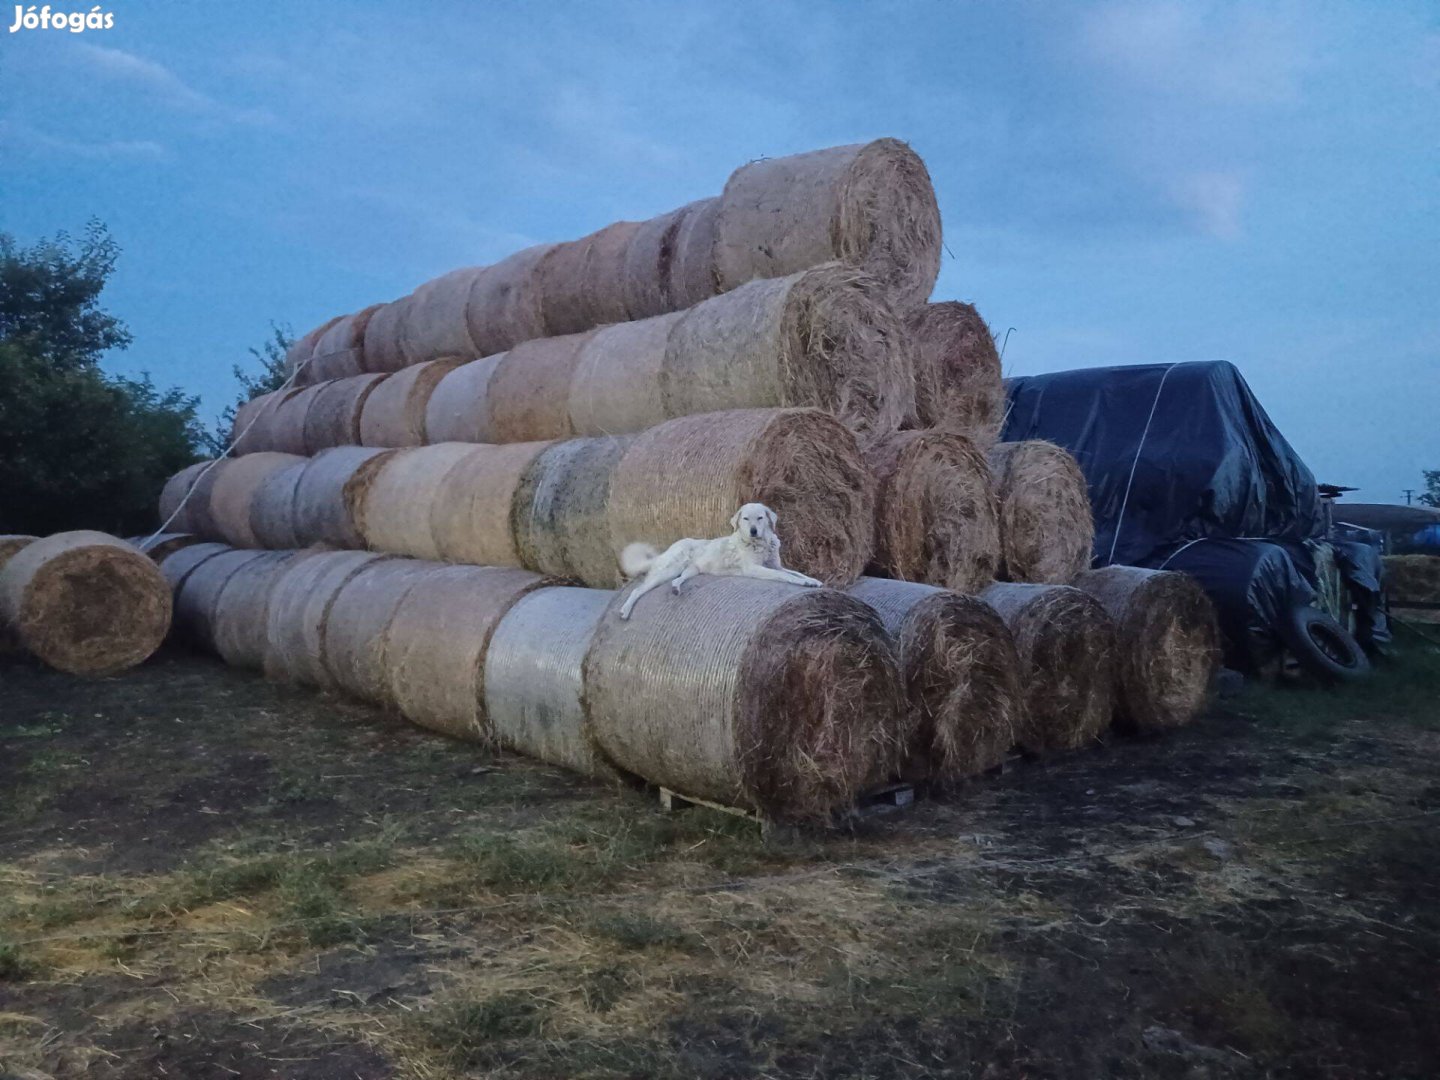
[657,781,916,839]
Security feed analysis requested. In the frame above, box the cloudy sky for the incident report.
[2,0,1436,503]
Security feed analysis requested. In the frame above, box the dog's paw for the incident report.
[618,608,632,621]
[802,577,822,587]
[671,582,683,594]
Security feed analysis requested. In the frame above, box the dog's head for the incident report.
[730,502,777,542]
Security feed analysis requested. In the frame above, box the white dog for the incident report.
[616,502,823,620]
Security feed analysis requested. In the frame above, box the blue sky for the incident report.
[2,0,1436,504]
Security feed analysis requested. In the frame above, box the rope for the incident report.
[1105,362,1177,567]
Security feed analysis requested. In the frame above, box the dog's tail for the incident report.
[619,542,658,579]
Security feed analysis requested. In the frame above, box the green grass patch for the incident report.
[0,937,35,981]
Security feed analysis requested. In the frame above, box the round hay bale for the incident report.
[249,462,306,549]
[232,389,299,455]
[173,548,271,652]
[908,302,1004,445]
[359,359,464,447]
[607,408,874,589]
[313,303,383,365]
[487,333,594,442]
[483,585,621,778]
[314,313,359,358]
[512,436,630,584]
[988,441,1095,584]
[384,564,551,741]
[286,315,343,378]
[401,267,484,363]
[662,265,914,447]
[585,577,904,823]
[183,460,231,540]
[537,223,640,337]
[209,452,306,548]
[0,535,37,653]
[308,347,366,383]
[0,532,171,675]
[361,299,413,374]
[715,139,942,309]
[430,441,553,566]
[321,557,434,702]
[424,354,502,444]
[304,373,390,453]
[1073,566,1219,734]
[266,384,323,456]
[212,551,301,670]
[622,205,686,320]
[133,533,204,562]
[158,461,210,532]
[847,577,1020,786]
[981,583,1116,753]
[466,244,556,357]
[864,430,1000,592]
[158,542,230,592]
[568,313,680,437]
[668,197,722,309]
[264,550,389,685]
[356,443,476,561]
[294,446,396,548]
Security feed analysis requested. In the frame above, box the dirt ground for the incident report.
[0,634,1436,1079]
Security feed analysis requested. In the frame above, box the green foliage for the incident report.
[0,223,205,536]
[206,323,293,455]
[1421,470,1439,510]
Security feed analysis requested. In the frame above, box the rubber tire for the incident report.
[1280,605,1371,683]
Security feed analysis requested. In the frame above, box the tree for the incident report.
[0,223,205,537]
[1422,471,1440,510]
[206,323,292,456]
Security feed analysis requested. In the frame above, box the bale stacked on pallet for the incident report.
[585,576,904,823]
[987,441,1094,584]
[1073,567,1219,733]
[907,301,1004,445]
[0,531,171,676]
[864,430,1000,592]
[981,583,1116,753]
[847,578,1021,786]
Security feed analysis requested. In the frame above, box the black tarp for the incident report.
[1002,361,1324,568]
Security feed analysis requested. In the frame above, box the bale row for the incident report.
[288,139,941,383]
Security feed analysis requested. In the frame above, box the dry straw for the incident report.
[0,531,171,675]
[208,452,306,548]
[321,558,434,703]
[605,408,874,589]
[715,139,942,309]
[865,430,1000,592]
[988,441,1094,584]
[211,551,301,670]
[621,204,686,320]
[568,314,680,437]
[487,334,596,442]
[294,446,396,548]
[304,373,390,453]
[264,550,389,685]
[1074,566,1219,734]
[848,577,1021,786]
[908,301,1004,446]
[383,564,551,741]
[483,585,621,779]
[584,576,904,823]
[359,359,464,447]
[981,583,1116,753]
[538,223,640,336]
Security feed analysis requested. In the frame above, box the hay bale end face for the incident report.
[988,441,1095,584]
[585,577,904,823]
[1074,566,1219,734]
[908,302,1005,446]
[0,531,171,676]
[865,430,1001,592]
[848,577,1021,786]
[982,582,1116,753]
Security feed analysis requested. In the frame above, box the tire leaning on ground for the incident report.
[1280,605,1370,683]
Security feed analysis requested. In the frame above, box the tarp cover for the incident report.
[1003,361,1324,568]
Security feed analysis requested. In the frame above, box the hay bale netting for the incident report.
[988,441,1095,585]
[321,557,435,702]
[714,140,942,309]
[359,359,464,447]
[384,565,551,741]
[585,577,904,823]
[430,441,553,566]
[981,583,1116,754]
[400,269,485,364]
[294,446,397,548]
[309,347,367,383]
[158,542,230,593]
[465,244,556,357]
[249,462,307,550]
[158,461,210,532]
[285,316,341,378]
[314,303,384,362]
[173,548,273,652]
[232,388,302,455]
[0,531,171,676]
[1074,567,1219,734]
[264,550,390,685]
[424,354,502,444]
[513,436,630,585]
[847,578,1021,786]
[865,430,1001,592]
[483,585,621,778]
[211,551,302,670]
[908,302,1004,445]
[355,443,479,562]
[304,373,390,453]
[487,333,596,442]
[208,452,306,548]
[606,408,875,590]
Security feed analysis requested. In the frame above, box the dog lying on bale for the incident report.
[618,502,822,619]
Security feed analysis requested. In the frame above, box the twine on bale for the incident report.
[264,550,389,685]
[430,441,554,567]
[304,373,390,453]
[864,430,1000,592]
[981,583,1116,754]
[512,436,630,585]
[359,359,464,448]
[321,558,434,703]
[715,139,942,309]
[606,408,875,589]
[908,302,1004,445]
[483,585,622,779]
[158,463,209,532]
[208,452,306,548]
[584,577,904,823]
[354,443,476,562]
[294,447,396,549]
[424,354,503,444]
[988,441,1094,584]
[211,551,302,670]
[0,532,171,676]
[1074,566,1219,734]
[383,565,552,741]
[848,577,1021,786]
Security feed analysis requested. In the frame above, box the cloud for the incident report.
[72,44,275,126]
[1169,170,1245,240]
[0,118,166,161]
